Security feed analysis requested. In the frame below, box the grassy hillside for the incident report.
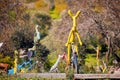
[0,0,120,74]
[41,0,120,72]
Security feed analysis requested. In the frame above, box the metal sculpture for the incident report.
[65,10,82,64]
[34,25,41,44]
[14,50,18,74]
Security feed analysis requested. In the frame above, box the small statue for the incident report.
[34,25,41,44]
[0,42,3,48]
[49,55,63,72]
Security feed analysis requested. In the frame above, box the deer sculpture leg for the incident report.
[67,43,71,65]
[75,31,82,46]
[66,31,75,64]
[65,30,73,46]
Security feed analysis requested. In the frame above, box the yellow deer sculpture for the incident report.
[66,10,82,64]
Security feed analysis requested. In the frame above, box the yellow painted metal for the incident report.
[66,10,82,64]
[96,46,106,73]
[14,50,18,74]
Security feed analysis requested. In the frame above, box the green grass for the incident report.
[85,54,98,67]
[49,10,60,19]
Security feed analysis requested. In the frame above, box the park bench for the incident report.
[74,74,120,80]
[17,73,66,79]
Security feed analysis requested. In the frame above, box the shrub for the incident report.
[0,54,13,68]
[11,27,34,49]
[34,0,48,10]
[33,13,51,39]
[49,0,67,19]
[25,0,38,3]
[36,43,50,72]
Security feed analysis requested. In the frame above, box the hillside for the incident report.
[41,0,120,71]
[0,0,120,74]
